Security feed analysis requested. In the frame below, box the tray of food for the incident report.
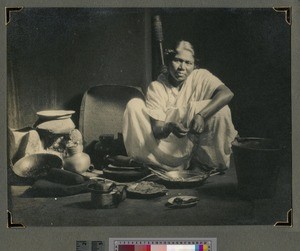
[126,181,168,199]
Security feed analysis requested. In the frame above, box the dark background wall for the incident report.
[7,8,148,127]
[8,8,291,145]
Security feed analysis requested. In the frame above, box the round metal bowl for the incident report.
[12,153,63,178]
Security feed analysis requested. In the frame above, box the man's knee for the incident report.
[126,98,145,114]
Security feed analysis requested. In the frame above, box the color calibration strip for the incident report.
[111,239,216,251]
[118,244,209,251]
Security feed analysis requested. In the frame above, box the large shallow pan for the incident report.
[147,168,212,188]
[12,153,62,178]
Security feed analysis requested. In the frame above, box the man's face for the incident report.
[169,50,195,85]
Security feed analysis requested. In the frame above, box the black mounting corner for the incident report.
[7,210,25,229]
[5,7,23,26]
[274,209,293,227]
[273,7,291,25]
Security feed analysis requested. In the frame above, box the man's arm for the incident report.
[190,85,234,133]
[198,85,234,119]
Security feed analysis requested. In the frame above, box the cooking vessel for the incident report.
[87,181,126,209]
[232,137,283,199]
[148,168,211,188]
[12,153,62,178]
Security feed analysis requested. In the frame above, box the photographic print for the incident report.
[6,7,292,227]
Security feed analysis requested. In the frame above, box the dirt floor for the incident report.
[8,151,292,227]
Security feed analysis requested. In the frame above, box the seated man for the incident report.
[123,40,238,172]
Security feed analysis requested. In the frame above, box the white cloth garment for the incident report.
[123,69,238,171]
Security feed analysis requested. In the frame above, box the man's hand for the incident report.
[189,114,205,134]
[167,122,189,138]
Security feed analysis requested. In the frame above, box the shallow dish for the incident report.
[126,181,168,199]
[36,110,75,119]
[166,196,199,208]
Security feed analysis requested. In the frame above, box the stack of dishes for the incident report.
[35,110,76,134]
[103,164,150,182]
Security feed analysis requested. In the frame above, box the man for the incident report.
[123,41,238,172]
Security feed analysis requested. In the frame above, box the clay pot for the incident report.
[63,145,91,174]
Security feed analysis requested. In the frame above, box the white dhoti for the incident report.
[123,69,238,171]
[123,98,237,171]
